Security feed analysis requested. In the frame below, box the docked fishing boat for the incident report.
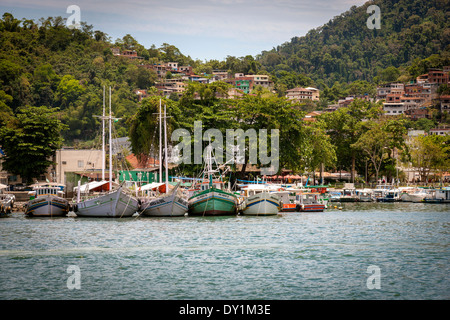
[0,184,14,217]
[339,189,359,202]
[423,187,450,203]
[407,188,430,203]
[356,189,374,202]
[24,183,70,217]
[188,145,237,216]
[399,187,416,202]
[74,181,139,218]
[372,184,392,201]
[377,188,401,202]
[139,103,188,217]
[140,183,188,217]
[328,191,342,202]
[73,86,139,218]
[242,185,280,216]
[188,180,237,216]
[295,192,326,212]
[272,190,296,211]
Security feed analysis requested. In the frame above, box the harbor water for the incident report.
[0,202,448,300]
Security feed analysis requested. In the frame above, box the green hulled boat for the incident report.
[188,184,237,216]
[187,145,237,216]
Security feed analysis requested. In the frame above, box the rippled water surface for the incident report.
[0,202,448,300]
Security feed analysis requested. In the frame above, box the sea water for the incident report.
[0,202,448,300]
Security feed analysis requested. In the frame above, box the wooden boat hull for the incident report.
[188,187,237,216]
[75,188,139,218]
[243,192,280,216]
[140,193,188,217]
[25,195,69,217]
[408,194,427,203]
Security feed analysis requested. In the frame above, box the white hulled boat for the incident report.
[242,184,281,216]
[24,183,69,217]
[75,188,138,217]
[140,183,188,217]
[73,86,139,218]
[138,102,188,217]
[356,189,374,202]
[407,189,430,203]
[423,187,450,203]
[339,184,359,202]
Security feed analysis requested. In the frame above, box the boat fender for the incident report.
[137,199,142,206]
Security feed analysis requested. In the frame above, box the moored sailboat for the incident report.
[139,102,188,217]
[140,183,188,217]
[73,86,139,218]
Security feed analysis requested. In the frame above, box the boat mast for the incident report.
[207,144,213,188]
[102,86,105,181]
[159,99,162,184]
[164,104,169,193]
[109,86,112,191]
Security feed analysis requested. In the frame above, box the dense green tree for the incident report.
[0,106,67,183]
[320,98,382,181]
[409,134,449,183]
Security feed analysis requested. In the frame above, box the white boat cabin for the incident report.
[241,184,279,197]
[28,186,65,199]
[295,192,321,204]
[199,181,226,191]
[432,187,450,202]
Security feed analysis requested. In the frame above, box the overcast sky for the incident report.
[2,0,367,61]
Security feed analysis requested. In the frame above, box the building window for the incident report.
[78,160,84,168]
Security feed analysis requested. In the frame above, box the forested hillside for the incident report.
[0,14,189,143]
[1,0,449,146]
[257,0,449,88]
